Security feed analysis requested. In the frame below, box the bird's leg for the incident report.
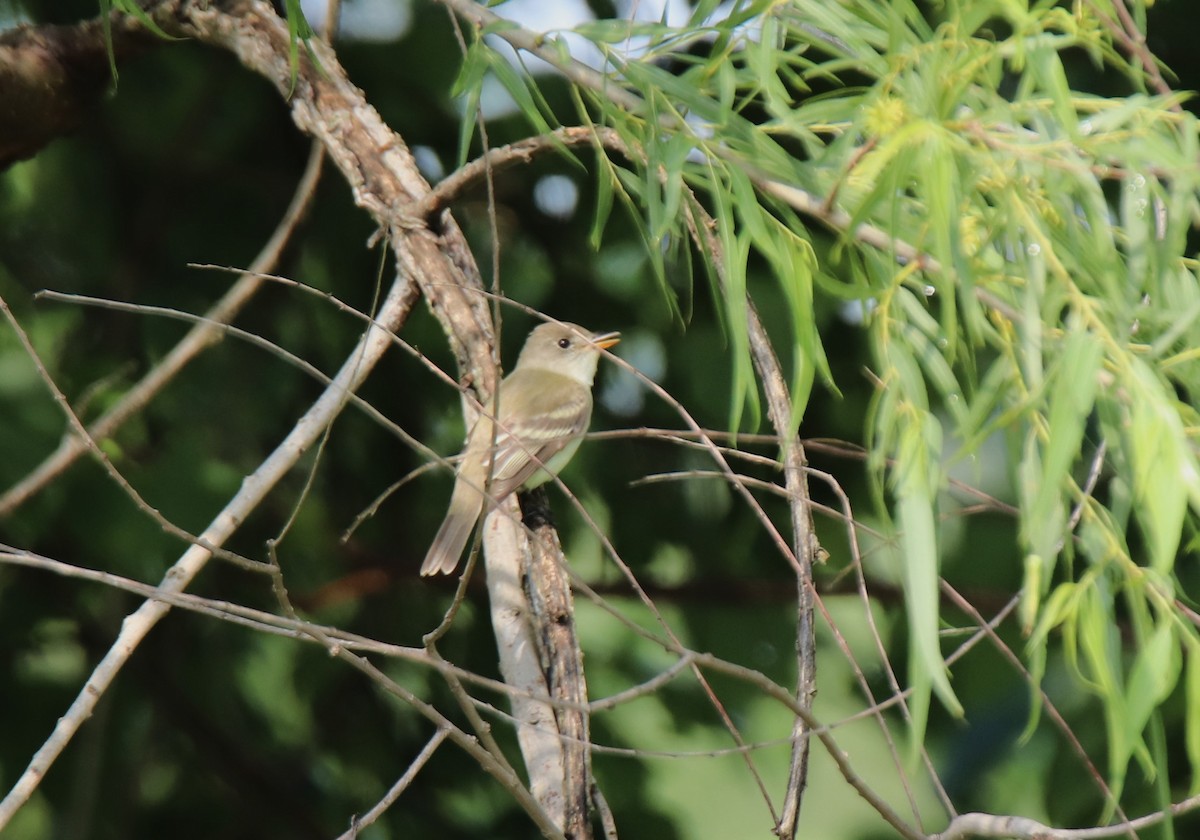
[518,485,555,531]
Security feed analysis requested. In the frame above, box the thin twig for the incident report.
[588,655,695,712]
[806,466,949,825]
[338,727,451,840]
[0,274,420,831]
[934,792,1200,840]
[0,544,655,719]
[675,181,819,838]
[688,652,925,840]
[416,126,619,219]
[32,289,435,485]
[939,582,1133,835]
[1079,0,1177,106]
[335,652,566,839]
[0,295,273,574]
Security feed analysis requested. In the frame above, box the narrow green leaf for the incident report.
[1037,327,1103,513]
[112,0,178,41]
[893,408,962,738]
[1018,324,1102,621]
[1023,578,1085,738]
[1028,43,1079,137]
[782,237,821,425]
[920,131,960,356]
[1124,620,1181,780]
[572,20,681,44]
[590,149,617,249]
[1186,638,1200,795]
[654,133,694,243]
[1126,360,1197,573]
[1077,581,1129,795]
[709,167,759,434]
[1121,169,1152,291]
[450,41,490,167]
[99,0,117,81]
[728,233,759,433]
[486,51,556,138]
[893,295,968,431]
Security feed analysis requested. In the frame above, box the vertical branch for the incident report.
[482,501,570,831]
[435,12,588,825]
[179,10,577,830]
[680,192,819,836]
[744,300,817,839]
[520,486,592,840]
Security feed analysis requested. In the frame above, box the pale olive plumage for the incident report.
[421,322,620,576]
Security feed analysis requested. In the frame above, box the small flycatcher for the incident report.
[421,321,620,576]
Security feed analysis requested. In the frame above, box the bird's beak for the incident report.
[591,331,621,350]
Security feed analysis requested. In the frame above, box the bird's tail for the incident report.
[421,482,483,576]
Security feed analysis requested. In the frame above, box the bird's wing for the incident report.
[486,372,592,500]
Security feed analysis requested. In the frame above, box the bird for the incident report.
[420,321,620,576]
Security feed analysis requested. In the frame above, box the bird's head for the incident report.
[516,322,620,385]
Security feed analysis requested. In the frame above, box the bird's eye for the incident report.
[557,338,571,349]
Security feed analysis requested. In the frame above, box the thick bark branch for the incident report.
[520,487,592,839]
[159,2,591,832]
[0,14,152,167]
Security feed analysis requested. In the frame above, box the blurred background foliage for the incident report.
[3,0,1200,838]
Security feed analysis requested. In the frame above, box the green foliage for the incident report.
[7,0,1200,836]
[449,0,1200,800]
[97,0,177,81]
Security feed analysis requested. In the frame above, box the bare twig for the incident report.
[675,184,819,836]
[800,460,943,826]
[31,288,436,477]
[592,781,618,840]
[335,651,566,839]
[939,582,1132,834]
[589,654,694,712]
[438,0,644,116]
[416,125,621,219]
[1062,439,1107,544]
[934,794,1200,840]
[0,544,609,715]
[0,276,417,831]
[688,652,926,840]
[0,295,275,574]
[1079,0,1177,106]
[338,727,451,840]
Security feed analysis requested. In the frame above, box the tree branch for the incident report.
[0,13,153,168]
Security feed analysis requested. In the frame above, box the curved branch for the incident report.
[935,796,1200,840]
[0,14,153,168]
